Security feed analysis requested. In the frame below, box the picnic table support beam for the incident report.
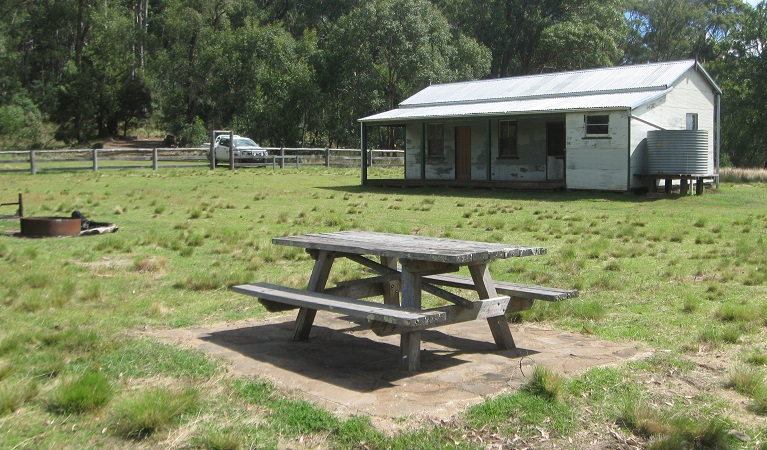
[292,250,335,341]
[400,260,423,371]
[380,256,400,306]
[469,263,516,350]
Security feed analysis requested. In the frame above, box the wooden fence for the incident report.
[0,147,404,174]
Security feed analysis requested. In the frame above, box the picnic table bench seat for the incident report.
[232,282,448,328]
[423,273,578,310]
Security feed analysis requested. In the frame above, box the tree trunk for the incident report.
[75,0,89,68]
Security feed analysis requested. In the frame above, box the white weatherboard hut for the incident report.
[359,60,722,192]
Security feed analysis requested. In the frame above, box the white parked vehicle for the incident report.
[210,135,268,164]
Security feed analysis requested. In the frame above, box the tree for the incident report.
[624,0,744,63]
[52,1,144,141]
[713,2,767,167]
[318,0,490,147]
[435,0,626,77]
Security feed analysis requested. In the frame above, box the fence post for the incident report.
[279,148,285,169]
[324,148,330,167]
[296,153,299,168]
[152,148,158,170]
[228,131,235,170]
[30,150,36,175]
[272,154,276,171]
[92,148,99,171]
[209,130,216,170]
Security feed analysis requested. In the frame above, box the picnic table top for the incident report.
[273,231,546,264]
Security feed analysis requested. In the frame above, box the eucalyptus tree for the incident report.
[434,0,626,77]
[624,0,744,63]
[318,0,490,147]
[55,2,151,141]
[713,2,767,168]
[150,0,320,146]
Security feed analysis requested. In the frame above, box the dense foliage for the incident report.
[0,0,765,165]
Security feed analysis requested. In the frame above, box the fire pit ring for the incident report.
[20,217,82,238]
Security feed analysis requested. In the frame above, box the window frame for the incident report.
[426,123,444,158]
[584,114,610,137]
[686,113,699,130]
[498,120,519,158]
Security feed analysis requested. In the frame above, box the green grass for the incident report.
[0,167,766,447]
[46,369,112,414]
[110,386,201,439]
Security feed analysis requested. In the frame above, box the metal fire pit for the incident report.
[20,217,81,238]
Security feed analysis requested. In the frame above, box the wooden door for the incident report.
[546,122,566,157]
[455,126,471,181]
[546,122,566,181]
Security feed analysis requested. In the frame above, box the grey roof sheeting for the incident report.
[360,60,721,124]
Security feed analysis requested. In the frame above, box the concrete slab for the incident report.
[145,314,650,420]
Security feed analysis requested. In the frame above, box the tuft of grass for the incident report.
[194,427,251,450]
[725,365,766,398]
[110,386,201,439]
[521,364,566,402]
[681,294,698,313]
[0,381,38,416]
[743,348,767,366]
[714,303,753,323]
[618,400,674,437]
[47,370,112,414]
[0,361,12,381]
[133,255,168,273]
[693,326,742,350]
[648,418,733,450]
[750,392,767,415]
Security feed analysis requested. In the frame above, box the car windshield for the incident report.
[235,138,258,147]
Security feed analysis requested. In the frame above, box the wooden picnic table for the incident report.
[233,231,570,371]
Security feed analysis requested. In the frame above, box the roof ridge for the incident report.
[416,59,695,90]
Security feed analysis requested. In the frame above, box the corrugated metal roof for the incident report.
[361,90,671,123]
[360,60,721,123]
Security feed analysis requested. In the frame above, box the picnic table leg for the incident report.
[399,262,422,371]
[381,256,400,306]
[292,250,335,341]
[468,263,516,350]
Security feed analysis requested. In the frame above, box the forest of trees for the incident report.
[1,0,766,167]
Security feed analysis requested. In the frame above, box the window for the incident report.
[498,120,518,157]
[427,123,444,158]
[686,113,699,130]
[585,115,609,136]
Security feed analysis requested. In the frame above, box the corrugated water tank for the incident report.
[647,130,709,175]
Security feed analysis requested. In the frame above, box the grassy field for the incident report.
[1,167,766,449]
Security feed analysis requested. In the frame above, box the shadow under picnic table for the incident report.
[200,315,538,392]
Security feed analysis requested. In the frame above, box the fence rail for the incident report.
[0,147,403,174]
